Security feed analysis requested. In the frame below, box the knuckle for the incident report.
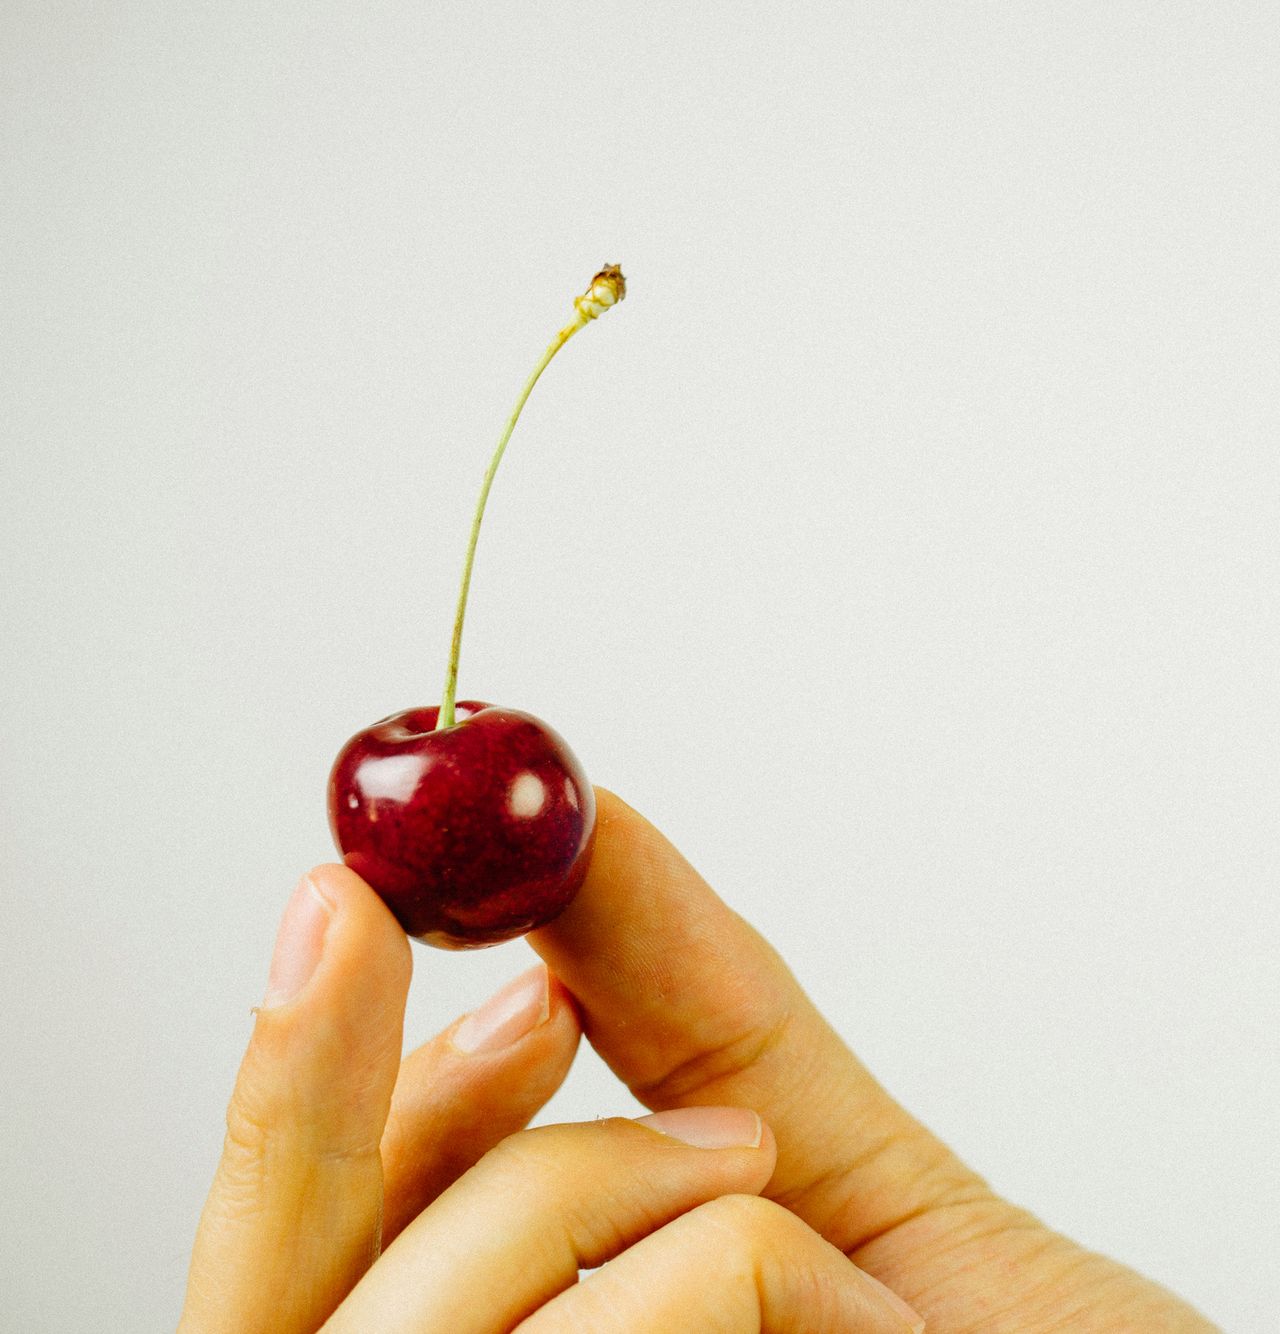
[485,1116,623,1173]
[481,1122,562,1178]
[215,1097,279,1212]
[223,1071,283,1164]
[221,1054,382,1173]
[776,1121,991,1256]
[697,1192,794,1242]
[630,986,797,1105]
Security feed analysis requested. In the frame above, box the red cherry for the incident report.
[327,266,623,948]
[328,703,595,948]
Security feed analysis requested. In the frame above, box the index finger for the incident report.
[528,789,988,1256]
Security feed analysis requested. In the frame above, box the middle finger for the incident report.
[328,1107,774,1334]
[380,961,582,1244]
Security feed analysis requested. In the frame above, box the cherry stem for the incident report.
[437,266,626,730]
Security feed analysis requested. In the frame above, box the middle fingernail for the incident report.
[635,1106,764,1148]
[452,964,551,1054]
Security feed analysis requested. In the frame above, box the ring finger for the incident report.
[521,1194,925,1332]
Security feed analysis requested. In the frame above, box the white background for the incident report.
[3,3,1277,1329]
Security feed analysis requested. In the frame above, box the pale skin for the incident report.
[181,790,1217,1332]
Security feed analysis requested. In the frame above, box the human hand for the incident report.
[522,790,1218,1333]
[179,864,927,1332]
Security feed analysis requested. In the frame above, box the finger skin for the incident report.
[532,792,1218,1332]
[518,1194,924,1334]
[850,1199,1220,1334]
[529,789,987,1254]
[379,967,581,1244]
[180,865,411,1334]
[326,1113,778,1334]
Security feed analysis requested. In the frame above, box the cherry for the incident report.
[327,266,625,947]
[328,703,595,947]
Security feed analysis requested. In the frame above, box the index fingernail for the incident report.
[262,876,332,1009]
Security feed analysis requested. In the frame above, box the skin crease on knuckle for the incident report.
[466,1119,650,1239]
[777,1117,994,1257]
[663,1197,769,1325]
[480,1124,776,1307]
[222,1066,385,1172]
[628,998,798,1108]
[856,1198,1215,1334]
[675,1195,849,1331]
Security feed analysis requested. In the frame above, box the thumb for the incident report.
[530,792,1219,1332]
[529,790,987,1257]
[180,866,411,1334]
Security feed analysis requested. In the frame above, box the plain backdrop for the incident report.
[3,3,1277,1329]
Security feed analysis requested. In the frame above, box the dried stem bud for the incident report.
[574,264,627,323]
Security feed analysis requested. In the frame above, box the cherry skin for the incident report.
[327,702,595,948]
